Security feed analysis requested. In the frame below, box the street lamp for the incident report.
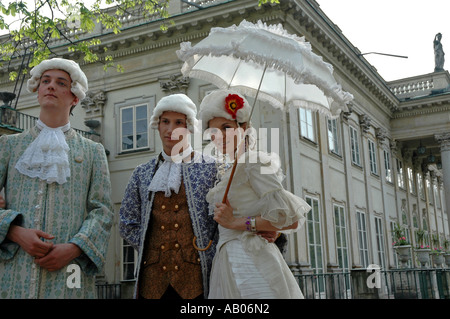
[417,140,426,155]
[427,150,436,164]
[0,92,16,108]
[359,52,408,59]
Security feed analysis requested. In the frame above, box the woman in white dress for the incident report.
[199,89,311,299]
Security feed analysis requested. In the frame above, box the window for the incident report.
[356,211,369,268]
[426,178,434,205]
[120,104,149,152]
[407,167,416,195]
[122,239,137,281]
[421,229,430,247]
[435,185,441,208]
[350,126,361,166]
[368,139,378,175]
[401,201,408,225]
[412,210,419,229]
[417,173,425,200]
[389,222,398,266]
[375,217,386,269]
[327,118,340,155]
[383,150,392,183]
[306,196,324,295]
[334,205,349,272]
[396,158,405,189]
[422,210,429,232]
[299,108,315,141]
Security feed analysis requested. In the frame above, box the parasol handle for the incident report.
[194,149,241,251]
[193,237,213,251]
[193,159,238,251]
[193,87,259,252]
[221,158,239,203]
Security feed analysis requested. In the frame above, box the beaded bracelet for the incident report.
[245,216,251,232]
[250,217,257,233]
[245,216,257,232]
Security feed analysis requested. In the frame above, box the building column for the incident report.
[435,133,450,236]
[340,108,361,268]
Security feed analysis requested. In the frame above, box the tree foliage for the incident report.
[0,0,279,80]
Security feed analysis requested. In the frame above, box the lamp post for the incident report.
[0,92,16,125]
[427,150,436,164]
[0,92,16,107]
[417,140,427,155]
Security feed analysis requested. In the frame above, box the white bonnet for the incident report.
[199,89,251,129]
[149,93,199,133]
[27,58,88,102]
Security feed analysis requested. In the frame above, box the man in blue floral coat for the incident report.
[0,58,113,299]
[119,94,218,299]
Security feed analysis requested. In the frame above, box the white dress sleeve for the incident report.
[245,152,311,229]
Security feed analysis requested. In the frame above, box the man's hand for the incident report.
[6,225,54,258]
[34,243,82,272]
[257,231,278,243]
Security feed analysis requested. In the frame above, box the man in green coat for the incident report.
[0,58,113,298]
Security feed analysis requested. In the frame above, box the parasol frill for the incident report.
[177,19,353,118]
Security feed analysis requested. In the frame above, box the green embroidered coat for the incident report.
[0,126,113,299]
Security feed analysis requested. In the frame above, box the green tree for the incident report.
[0,0,279,80]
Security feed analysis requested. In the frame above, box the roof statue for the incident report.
[434,33,445,72]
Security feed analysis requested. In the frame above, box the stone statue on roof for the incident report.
[434,33,445,72]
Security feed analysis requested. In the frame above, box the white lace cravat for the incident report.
[15,119,71,184]
[148,145,193,197]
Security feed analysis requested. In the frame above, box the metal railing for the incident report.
[94,268,449,299]
[96,283,121,299]
[381,269,450,299]
[294,268,450,299]
[296,272,352,299]
[0,105,93,138]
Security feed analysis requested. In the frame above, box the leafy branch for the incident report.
[0,0,280,80]
[0,0,172,79]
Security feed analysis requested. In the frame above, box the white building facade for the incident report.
[0,0,449,298]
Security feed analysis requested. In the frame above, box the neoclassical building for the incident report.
[0,0,449,298]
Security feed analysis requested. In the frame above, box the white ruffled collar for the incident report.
[15,119,71,184]
[148,145,193,197]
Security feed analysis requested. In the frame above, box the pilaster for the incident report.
[435,132,450,238]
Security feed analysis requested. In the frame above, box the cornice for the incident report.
[392,95,450,118]
[0,0,438,122]
[392,106,450,119]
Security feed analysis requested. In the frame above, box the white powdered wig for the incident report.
[27,58,88,103]
[149,93,199,133]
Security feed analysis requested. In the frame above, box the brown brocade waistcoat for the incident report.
[139,181,203,299]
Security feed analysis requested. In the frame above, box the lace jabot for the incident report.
[148,145,193,197]
[15,119,71,184]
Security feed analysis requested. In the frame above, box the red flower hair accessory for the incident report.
[224,94,244,119]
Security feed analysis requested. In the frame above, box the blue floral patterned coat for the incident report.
[0,127,113,299]
[119,151,218,298]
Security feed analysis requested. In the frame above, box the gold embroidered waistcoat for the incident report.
[139,181,203,299]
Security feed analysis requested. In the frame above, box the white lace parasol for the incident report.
[177,19,353,118]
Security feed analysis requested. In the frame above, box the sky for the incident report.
[316,0,450,81]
